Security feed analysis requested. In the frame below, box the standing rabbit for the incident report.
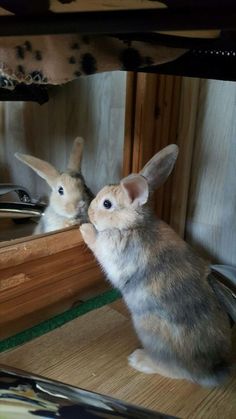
[80,144,232,387]
[15,137,93,235]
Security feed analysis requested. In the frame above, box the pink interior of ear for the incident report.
[122,175,148,205]
[125,180,140,201]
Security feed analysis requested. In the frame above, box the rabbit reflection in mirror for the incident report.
[80,144,233,388]
[15,137,93,234]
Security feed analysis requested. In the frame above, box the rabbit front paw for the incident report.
[80,223,97,247]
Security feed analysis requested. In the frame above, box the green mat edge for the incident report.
[0,289,121,354]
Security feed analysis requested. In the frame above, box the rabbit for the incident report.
[15,137,93,235]
[80,144,232,388]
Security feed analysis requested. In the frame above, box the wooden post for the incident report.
[124,73,200,237]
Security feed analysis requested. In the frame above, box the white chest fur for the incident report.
[94,229,139,289]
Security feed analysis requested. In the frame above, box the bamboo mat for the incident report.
[0,300,235,419]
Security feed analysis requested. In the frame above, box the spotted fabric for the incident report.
[0,34,186,90]
[0,0,224,90]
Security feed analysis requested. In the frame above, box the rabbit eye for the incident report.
[58,186,64,196]
[103,199,112,209]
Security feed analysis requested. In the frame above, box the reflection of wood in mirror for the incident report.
[0,72,127,241]
[0,219,35,241]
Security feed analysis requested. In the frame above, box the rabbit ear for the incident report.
[121,174,149,207]
[15,153,59,186]
[67,137,84,171]
[140,144,179,191]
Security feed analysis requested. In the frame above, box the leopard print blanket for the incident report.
[0,33,186,90]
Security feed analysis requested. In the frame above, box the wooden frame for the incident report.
[0,228,105,339]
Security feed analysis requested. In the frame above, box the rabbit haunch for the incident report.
[80,144,232,387]
[15,137,93,234]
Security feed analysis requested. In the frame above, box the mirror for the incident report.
[0,72,127,242]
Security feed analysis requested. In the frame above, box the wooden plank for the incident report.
[0,227,83,268]
[0,236,105,339]
[163,76,182,223]
[132,73,158,173]
[154,75,171,218]
[169,78,200,237]
[0,227,107,339]
[130,73,183,225]
[123,72,137,177]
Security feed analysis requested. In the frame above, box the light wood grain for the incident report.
[153,74,182,222]
[0,226,83,266]
[128,73,183,229]
[0,302,235,419]
[162,76,181,223]
[123,72,137,177]
[132,73,158,172]
[0,228,105,339]
[169,78,200,237]
[186,80,236,265]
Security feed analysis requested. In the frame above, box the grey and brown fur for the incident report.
[80,144,232,387]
